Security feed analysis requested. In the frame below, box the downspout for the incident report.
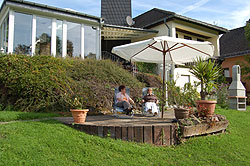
[164,17,171,37]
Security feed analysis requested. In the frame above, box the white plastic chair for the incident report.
[113,87,134,118]
[142,87,160,116]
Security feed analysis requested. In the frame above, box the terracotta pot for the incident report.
[174,108,189,119]
[70,109,89,124]
[196,100,217,117]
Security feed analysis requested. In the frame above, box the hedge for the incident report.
[0,54,145,113]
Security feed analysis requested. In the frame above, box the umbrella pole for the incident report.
[162,51,166,119]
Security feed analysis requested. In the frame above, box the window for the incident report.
[84,25,97,59]
[197,38,204,42]
[224,68,230,78]
[67,22,81,57]
[184,35,192,40]
[56,20,63,56]
[1,15,9,52]
[35,16,52,55]
[13,12,32,55]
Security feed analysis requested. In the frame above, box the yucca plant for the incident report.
[190,57,222,100]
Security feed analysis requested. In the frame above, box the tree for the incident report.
[242,23,250,80]
[190,58,222,100]
[245,23,250,45]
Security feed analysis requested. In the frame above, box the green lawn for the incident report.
[0,111,60,122]
[0,107,250,166]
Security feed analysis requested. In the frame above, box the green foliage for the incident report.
[244,23,250,46]
[136,62,158,74]
[0,54,144,112]
[190,57,222,100]
[64,58,144,112]
[216,83,229,108]
[0,111,59,122]
[0,107,250,165]
[240,55,250,80]
[136,72,162,88]
[166,80,200,108]
[0,54,72,112]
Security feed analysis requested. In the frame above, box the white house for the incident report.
[132,8,228,87]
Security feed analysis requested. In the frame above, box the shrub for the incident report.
[64,58,144,112]
[136,72,162,88]
[0,54,73,112]
[216,83,229,108]
[136,62,158,74]
[166,80,200,108]
[0,54,144,112]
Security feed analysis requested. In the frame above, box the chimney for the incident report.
[101,0,132,26]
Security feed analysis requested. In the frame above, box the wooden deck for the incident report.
[57,110,178,146]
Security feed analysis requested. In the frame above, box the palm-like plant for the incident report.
[190,57,222,100]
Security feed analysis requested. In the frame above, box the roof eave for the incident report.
[142,14,228,34]
[174,14,228,34]
[104,24,159,33]
[2,0,101,22]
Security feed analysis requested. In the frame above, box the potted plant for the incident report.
[167,80,199,119]
[70,97,89,124]
[190,58,222,117]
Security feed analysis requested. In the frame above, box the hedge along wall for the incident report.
[0,54,144,113]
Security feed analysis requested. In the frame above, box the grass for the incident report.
[0,107,249,166]
[0,111,60,122]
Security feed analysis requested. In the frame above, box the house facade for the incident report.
[0,0,102,59]
[132,8,228,87]
[220,26,250,93]
[99,1,228,87]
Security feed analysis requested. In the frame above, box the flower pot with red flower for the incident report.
[167,81,199,119]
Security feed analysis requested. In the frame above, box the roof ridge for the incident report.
[152,8,175,15]
[229,26,245,31]
[133,8,174,19]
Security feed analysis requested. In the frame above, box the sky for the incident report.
[1,0,250,30]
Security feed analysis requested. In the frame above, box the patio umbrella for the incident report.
[112,36,214,118]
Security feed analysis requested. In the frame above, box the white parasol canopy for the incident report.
[111,36,214,118]
[112,36,214,64]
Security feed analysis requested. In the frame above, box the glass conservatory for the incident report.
[0,0,101,59]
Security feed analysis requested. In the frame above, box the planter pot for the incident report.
[196,100,217,117]
[174,108,189,119]
[70,109,89,124]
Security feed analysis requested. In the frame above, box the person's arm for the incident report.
[154,95,159,104]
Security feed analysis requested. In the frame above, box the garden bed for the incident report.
[178,114,229,138]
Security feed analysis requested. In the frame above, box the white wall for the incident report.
[174,67,201,92]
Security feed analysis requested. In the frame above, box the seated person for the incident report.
[142,88,159,115]
[116,85,135,115]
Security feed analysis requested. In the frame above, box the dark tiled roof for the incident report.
[220,26,250,58]
[133,8,174,28]
[133,8,227,34]
[101,0,131,26]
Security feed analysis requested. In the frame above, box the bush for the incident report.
[136,72,162,88]
[64,58,144,112]
[216,83,229,108]
[166,80,200,108]
[0,54,73,112]
[0,54,144,112]
[136,62,158,74]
